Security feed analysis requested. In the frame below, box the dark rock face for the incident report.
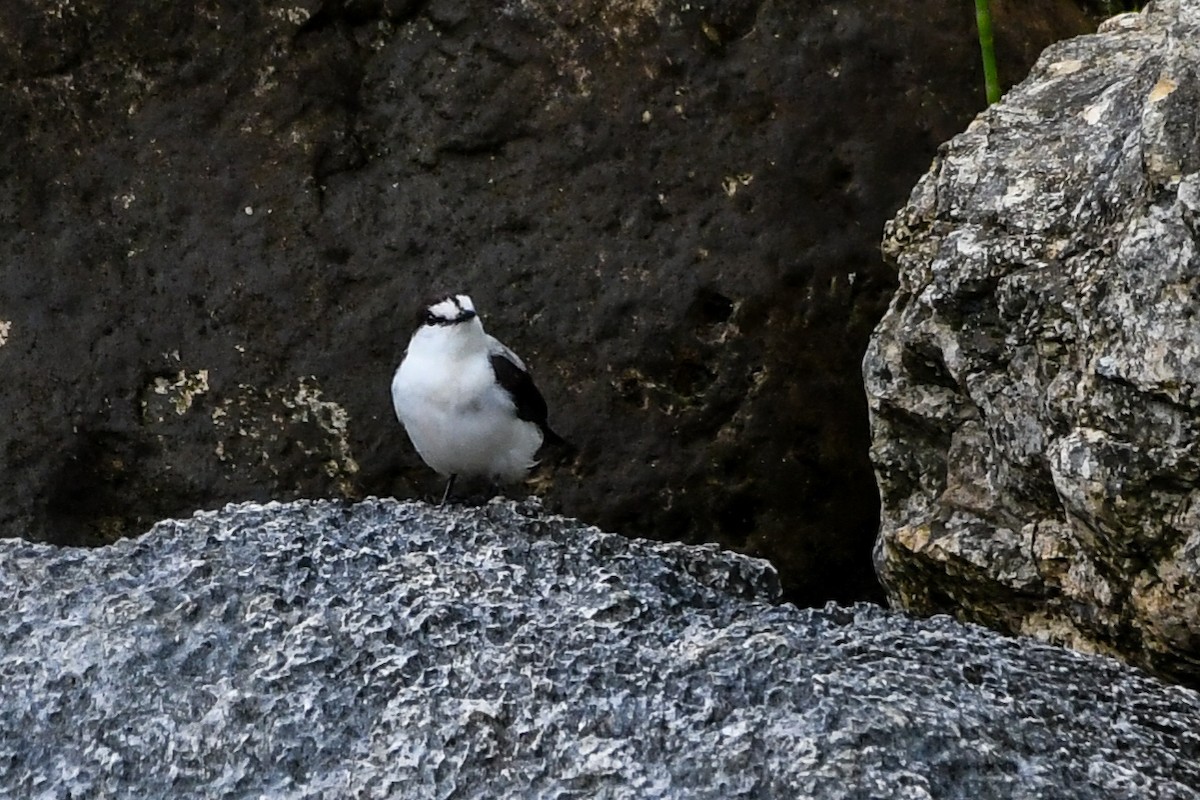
[2,499,1199,798]
[0,0,1090,605]
[865,2,1200,684]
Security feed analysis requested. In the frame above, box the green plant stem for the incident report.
[975,0,1001,105]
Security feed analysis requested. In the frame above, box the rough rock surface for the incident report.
[865,1,1200,685]
[2,499,1199,798]
[0,0,1093,606]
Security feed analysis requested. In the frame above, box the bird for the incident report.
[391,293,566,505]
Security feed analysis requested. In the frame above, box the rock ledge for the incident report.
[2,499,1199,798]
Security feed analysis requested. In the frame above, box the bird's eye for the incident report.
[425,312,438,324]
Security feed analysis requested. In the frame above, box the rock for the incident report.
[0,1,1092,606]
[2,499,1199,798]
[865,0,1200,684]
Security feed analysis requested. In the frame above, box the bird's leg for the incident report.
[440,474,457,506]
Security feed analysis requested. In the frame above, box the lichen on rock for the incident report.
[865,0,1200,685]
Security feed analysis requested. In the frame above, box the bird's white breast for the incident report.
[392,332,542,482]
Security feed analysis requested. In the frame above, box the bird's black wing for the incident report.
[488,352,565,446]
[489,351,548,424]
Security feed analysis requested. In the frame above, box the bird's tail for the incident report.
[540,425,574,455]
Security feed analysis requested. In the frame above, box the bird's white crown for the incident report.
[423,294,477,326]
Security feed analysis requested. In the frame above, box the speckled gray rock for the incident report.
[864,1,1200,685]
[2,499,1200,798]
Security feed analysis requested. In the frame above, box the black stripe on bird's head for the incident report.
[418,293,478,327]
